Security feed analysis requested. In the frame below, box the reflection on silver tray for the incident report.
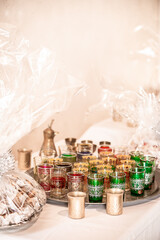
[0,211,41,233]
[26,168,160,207]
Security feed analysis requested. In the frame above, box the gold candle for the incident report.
[106,188,124,216]
[67,192,86,219]
[17,148,32,170]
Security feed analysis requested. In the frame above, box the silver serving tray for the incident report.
[26,168,160,207]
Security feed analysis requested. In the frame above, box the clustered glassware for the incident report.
[35,140,156,202]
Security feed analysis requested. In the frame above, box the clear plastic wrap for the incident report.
[0,170,46,230]
[0,23,85,155]
[0,150,15,176]
[86,25,160,166]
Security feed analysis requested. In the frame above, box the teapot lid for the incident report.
[43,119,55,134]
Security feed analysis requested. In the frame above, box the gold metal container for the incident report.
[40,120,58,157]
[106,188,124,216]
[67,192,86,219]
[17,148,32,170]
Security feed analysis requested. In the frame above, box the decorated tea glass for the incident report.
[140,155,156,182]
[129,167,145,196]
[37,164,54,192]
[120,159,137,168]
[55,162,72,188]
[138,161,153,190]
[130,151,144,164]
[74,162,89,168]
[82,155,97,162]
[116,164,132,191]
[54,162,72,173]
[72,167,88,192]
[50,168,66,198]
[77,143,93,161]
[102,156,117,170]
[45,157,63,165]
[98,141,112,158]
[87,173,104,203]
[97,168,113,190]
[61,152,77,164]
[114,146,130,164]
[109,172,126,191]
[67,172,85,192]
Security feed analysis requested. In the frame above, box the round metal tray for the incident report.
[26,168,160,207]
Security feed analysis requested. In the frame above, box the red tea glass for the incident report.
[98,141,112,158]
[50,168,66,198]
[67,172,85,192]
[37,164,53,192]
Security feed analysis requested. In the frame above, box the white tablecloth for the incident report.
[1,119,160,239]
[1,199,160,240]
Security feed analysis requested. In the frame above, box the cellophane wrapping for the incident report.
[0,170,46,228]
[0,23,85,156]
[86,25,160,166]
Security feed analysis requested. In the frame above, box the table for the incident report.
[1,199,160,240]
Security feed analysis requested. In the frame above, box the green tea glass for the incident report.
[109,172,126,191]
[141,156,156,182]
[129,167,145,196]
[61,152,77,164]
[87,173,104,203]
[130,151,144,164]
[138,161,153,190]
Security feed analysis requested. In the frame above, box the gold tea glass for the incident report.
[120,159,137,168]
[81,155,97,162]
[67,192,86,219]
[74,162,89,169]
[106,188,124,216]
[89,159,104,173]
[102,156,117,168]
[17,148,32,170]
[114,146,130,164]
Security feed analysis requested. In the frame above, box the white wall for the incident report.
[0,0,158,157]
